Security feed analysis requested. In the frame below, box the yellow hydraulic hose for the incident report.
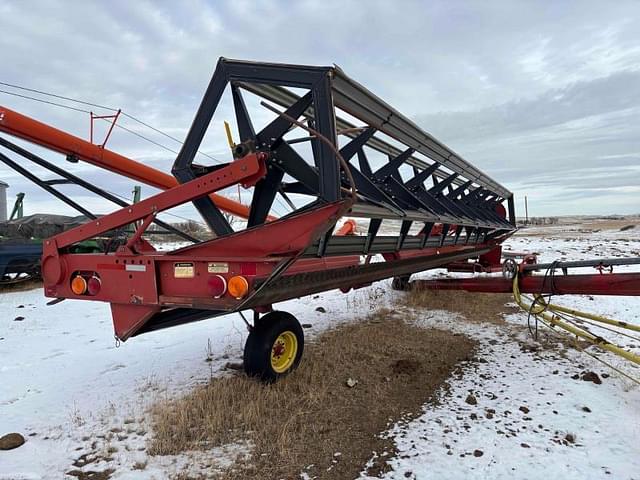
[512,275,640,366]
[547,303,640,333]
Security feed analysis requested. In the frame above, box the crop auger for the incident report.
[2,58,635,382]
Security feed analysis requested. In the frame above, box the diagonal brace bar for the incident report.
[51,153,264,250]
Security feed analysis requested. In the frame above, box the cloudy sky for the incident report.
[0,0,639,220]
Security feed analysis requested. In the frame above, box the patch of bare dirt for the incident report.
[65,468,114,480]
[149,314,477,479]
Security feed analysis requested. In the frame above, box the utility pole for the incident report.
[524,196,529,225]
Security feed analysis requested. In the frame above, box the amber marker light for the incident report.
[227,275,249,299]
[71,275,88,295]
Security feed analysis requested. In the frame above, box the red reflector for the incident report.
[240,262,257,275]
[87,275,102,296]
[207,275,227,298]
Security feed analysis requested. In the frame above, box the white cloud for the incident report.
[0,0,639,218]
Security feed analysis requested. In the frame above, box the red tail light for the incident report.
[87,275,102,295]
[207,275,227,298]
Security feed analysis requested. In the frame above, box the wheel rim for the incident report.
[270,330,298,373]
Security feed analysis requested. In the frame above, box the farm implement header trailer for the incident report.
[0,58,518,380]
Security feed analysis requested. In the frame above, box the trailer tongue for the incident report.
[0,58,516,381]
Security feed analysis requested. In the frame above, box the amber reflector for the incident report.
[227,275,249,299]
[71,275,87,295]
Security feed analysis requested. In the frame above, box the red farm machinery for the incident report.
[0,58,637,381]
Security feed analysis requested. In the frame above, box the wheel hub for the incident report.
[270,330,298,373]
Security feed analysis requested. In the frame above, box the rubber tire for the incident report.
[243,311,304,383]
[391,275,411,291]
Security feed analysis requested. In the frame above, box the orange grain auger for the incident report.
[0,105,255,219]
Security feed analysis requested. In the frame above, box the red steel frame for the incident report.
[412,273,640,296]
[39,151,278,339]
[37,146,504,340]
[39,149,365,339]
[0,103,510,342]
[412,250,640,297]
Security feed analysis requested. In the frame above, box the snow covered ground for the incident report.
[364,301,640,480]
[0,277,390,479]
[364,224,640,480]
[1,223,639,479]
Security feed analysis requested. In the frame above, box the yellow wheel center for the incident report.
[270,331,298,373]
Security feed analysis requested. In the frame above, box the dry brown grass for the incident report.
[149,313,476,479]
[402,285,518,324]
[0,278,42,292]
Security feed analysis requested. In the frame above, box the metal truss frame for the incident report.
[171,58,515,252]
